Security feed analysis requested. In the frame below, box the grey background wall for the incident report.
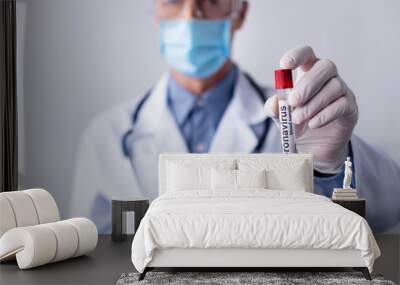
[17,0,400,219]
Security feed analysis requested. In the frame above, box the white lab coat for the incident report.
[70,71,400,233]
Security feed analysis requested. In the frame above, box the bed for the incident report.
[131,154,380,281]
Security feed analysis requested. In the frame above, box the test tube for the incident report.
[274,69,296,154]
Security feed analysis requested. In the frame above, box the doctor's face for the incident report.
[154,0,248,80]
[154,0,247,26]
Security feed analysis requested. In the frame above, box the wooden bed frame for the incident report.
[138,248,371,280]
[138,267,371,281]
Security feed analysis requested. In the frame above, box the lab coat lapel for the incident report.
[210,72,268,153]
[134,74,188,153]
[130,75,188,198]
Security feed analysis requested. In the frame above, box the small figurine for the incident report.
[332,157,358,200]
[343,157,352,189]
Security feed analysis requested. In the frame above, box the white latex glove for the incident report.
[264,46,358,173]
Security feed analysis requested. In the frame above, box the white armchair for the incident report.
[0,189,97,269]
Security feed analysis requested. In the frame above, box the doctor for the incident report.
[71,0,400,233]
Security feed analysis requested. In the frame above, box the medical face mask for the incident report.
[159,19,231,79]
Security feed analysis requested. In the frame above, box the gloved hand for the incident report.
[264,46,358,173]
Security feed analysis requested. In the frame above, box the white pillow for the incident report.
[211,168,236,190]
[236,169,267,189]
[166,159,235,192]
[167,162,210,191]
[267,163,307,191]
[211,169,268,190]
[237,159,308,191]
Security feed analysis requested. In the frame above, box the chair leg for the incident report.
[354,267,371,280]
[138,268,147,281]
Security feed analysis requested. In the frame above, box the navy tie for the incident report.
[183,99,214,153]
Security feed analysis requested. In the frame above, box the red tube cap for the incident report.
[275,69,293,89]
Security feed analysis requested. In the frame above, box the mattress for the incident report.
[131,190,380,273]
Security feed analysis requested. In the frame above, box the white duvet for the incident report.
[131,190,380,273]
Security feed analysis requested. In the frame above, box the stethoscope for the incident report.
[122,73,271,159]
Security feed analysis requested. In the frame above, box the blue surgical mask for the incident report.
[159,19,231,79]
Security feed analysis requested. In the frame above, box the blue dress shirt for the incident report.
[167,65,238,153]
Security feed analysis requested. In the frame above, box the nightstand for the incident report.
[332,198,366,218]
[112,197,149,242]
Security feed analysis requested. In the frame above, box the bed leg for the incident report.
[354,267,371,280]
[138,268,147,281]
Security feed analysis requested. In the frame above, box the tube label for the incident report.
[278,100,296,154]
